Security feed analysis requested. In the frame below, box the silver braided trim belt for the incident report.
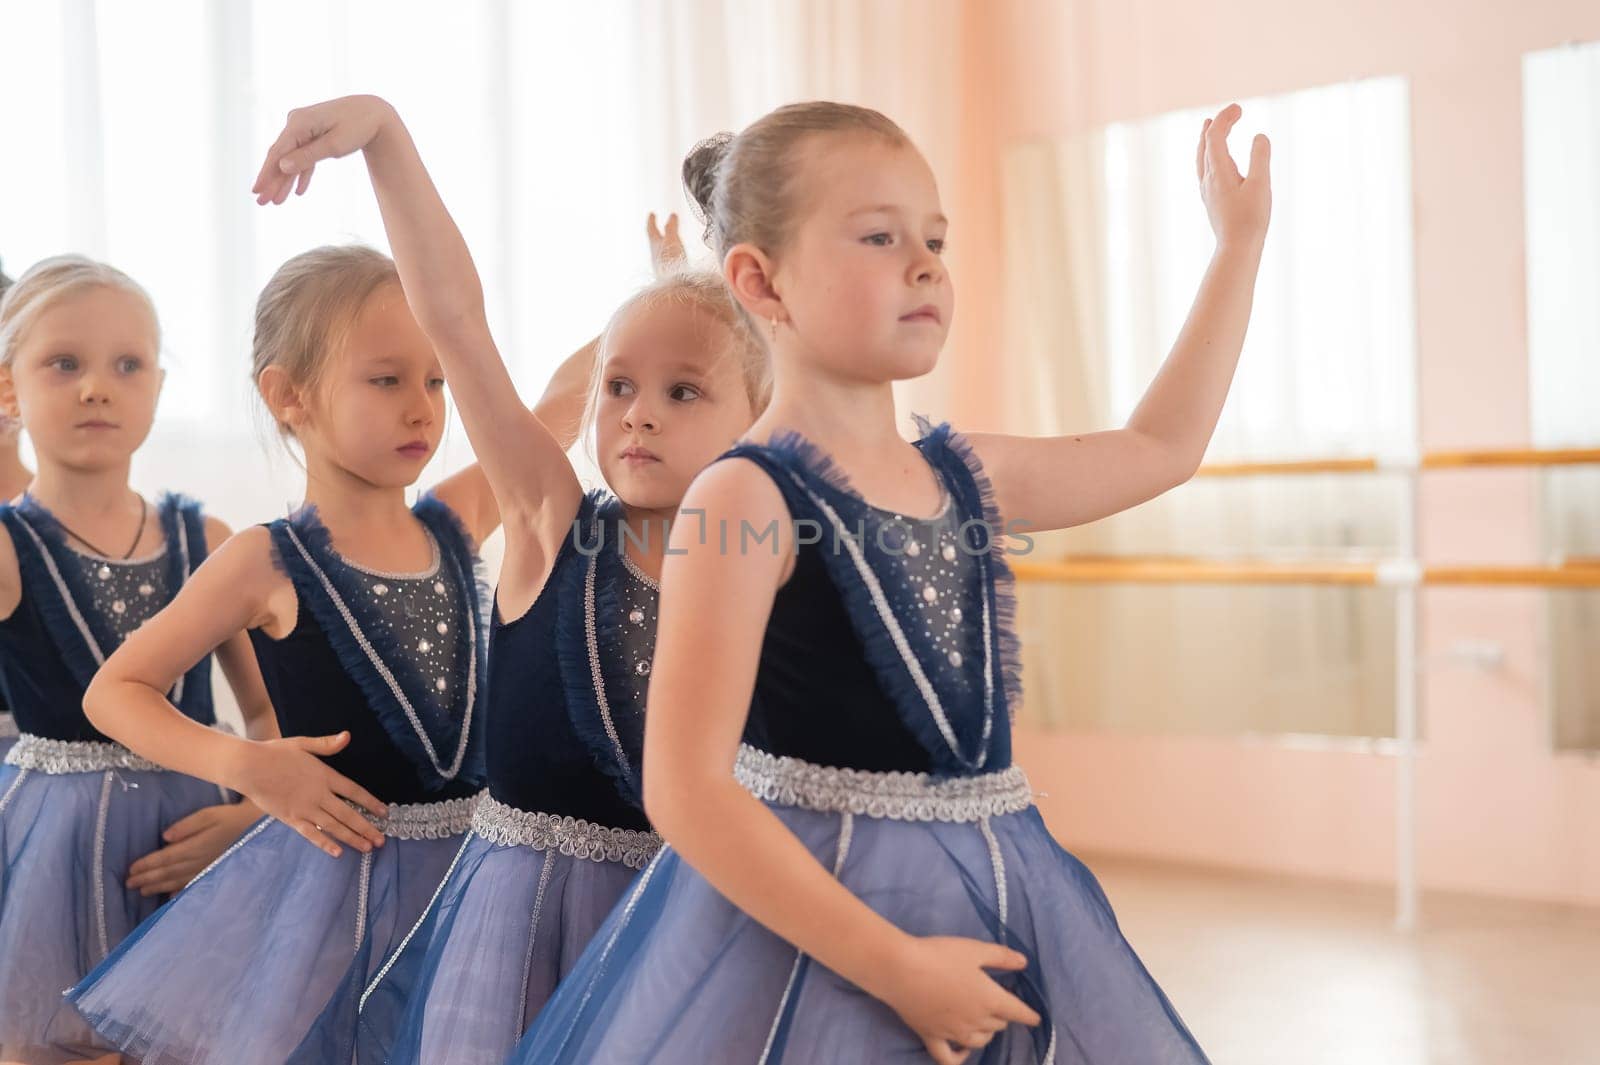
[734,744,1034,823]
[5,733,165,774]
[470,791,661,870]
[352,793,479,841]
[0,713,17,741]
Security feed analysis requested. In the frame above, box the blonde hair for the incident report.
[0,264,16,435]
[579,268,771,457]
[682,101,911,260]
[0,254,161,369]
[251,245,400,438]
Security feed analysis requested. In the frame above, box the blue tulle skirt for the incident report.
[358,797,659,1065]
[0,747,229,1064]
[509,752,1208,1064]
[65,797,475,1065]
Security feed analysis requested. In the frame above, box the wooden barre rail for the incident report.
[1423,447,1600,470]
[1427,565,1600,588]
[1011,558,1600,589]
[1197,457,1382,477]
[1194,446,1600,478]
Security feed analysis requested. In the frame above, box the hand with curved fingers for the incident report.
[226,731,388,858]
[251,94,397,206]
[875,935,1042,1064]
[647,211,687,277]
[1195,103,1272,251]
[126,800,265,896]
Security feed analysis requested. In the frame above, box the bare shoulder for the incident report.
[0,519,18,620]
[958,431,1019,477]
[198,525,297,630]
[202,514,235,554]
[195,525,285,589]
[674,457,796,585]
[684,454,789,517]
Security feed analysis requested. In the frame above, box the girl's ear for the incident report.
[0,367,20,421]
[723,243,787,328]
[256,365,308,435]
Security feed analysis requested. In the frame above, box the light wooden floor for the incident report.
[1085,856,1600,1065]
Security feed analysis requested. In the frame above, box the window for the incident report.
[1004,76,1417,740]
[1523,40,1600,753]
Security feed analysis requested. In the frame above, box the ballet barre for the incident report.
[1012,558,1600,588]
[1192,446,1600,477]
[1012,445,1600,930]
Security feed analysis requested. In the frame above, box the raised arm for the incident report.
[431,210,685,540]
[428,333,598,548]
[254,96,581,556]
[643,461,1038,1063]
[968,103,1271,535]
[83,527,388,859]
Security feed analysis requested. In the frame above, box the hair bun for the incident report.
[681,132,734,244]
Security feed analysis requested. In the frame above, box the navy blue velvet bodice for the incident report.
[0,494,215,742]
[738,539,935,773]
[248,495,486,805]
[719,417,1023,779]
[484,491,652,832]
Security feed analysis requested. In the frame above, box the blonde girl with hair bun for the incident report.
[510,99,1269,1064]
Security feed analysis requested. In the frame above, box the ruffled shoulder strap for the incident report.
[153,493,215,721]
[413,491,493,633]
[413,491,491,785]
[156,492,208,584]
[265,496,487,791]
[910,415,1024,731]
[558,489,609,563]
[718,429,855,526]
[553,490,649,809]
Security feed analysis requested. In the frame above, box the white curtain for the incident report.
[1002,77,1416,740]
[0,0,966,721]
[1,1,650,524]
[1524,40,1600,751]
[0,0,966,523]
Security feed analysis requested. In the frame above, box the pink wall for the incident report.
[957,0,1600,905]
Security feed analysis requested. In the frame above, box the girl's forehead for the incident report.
[605,302,729,373]
[22,286,158,350]
[340,287,436,365]
[40,284,151,320]
[799,136,943,219]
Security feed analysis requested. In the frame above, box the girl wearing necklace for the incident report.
[0,255,271,1065]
